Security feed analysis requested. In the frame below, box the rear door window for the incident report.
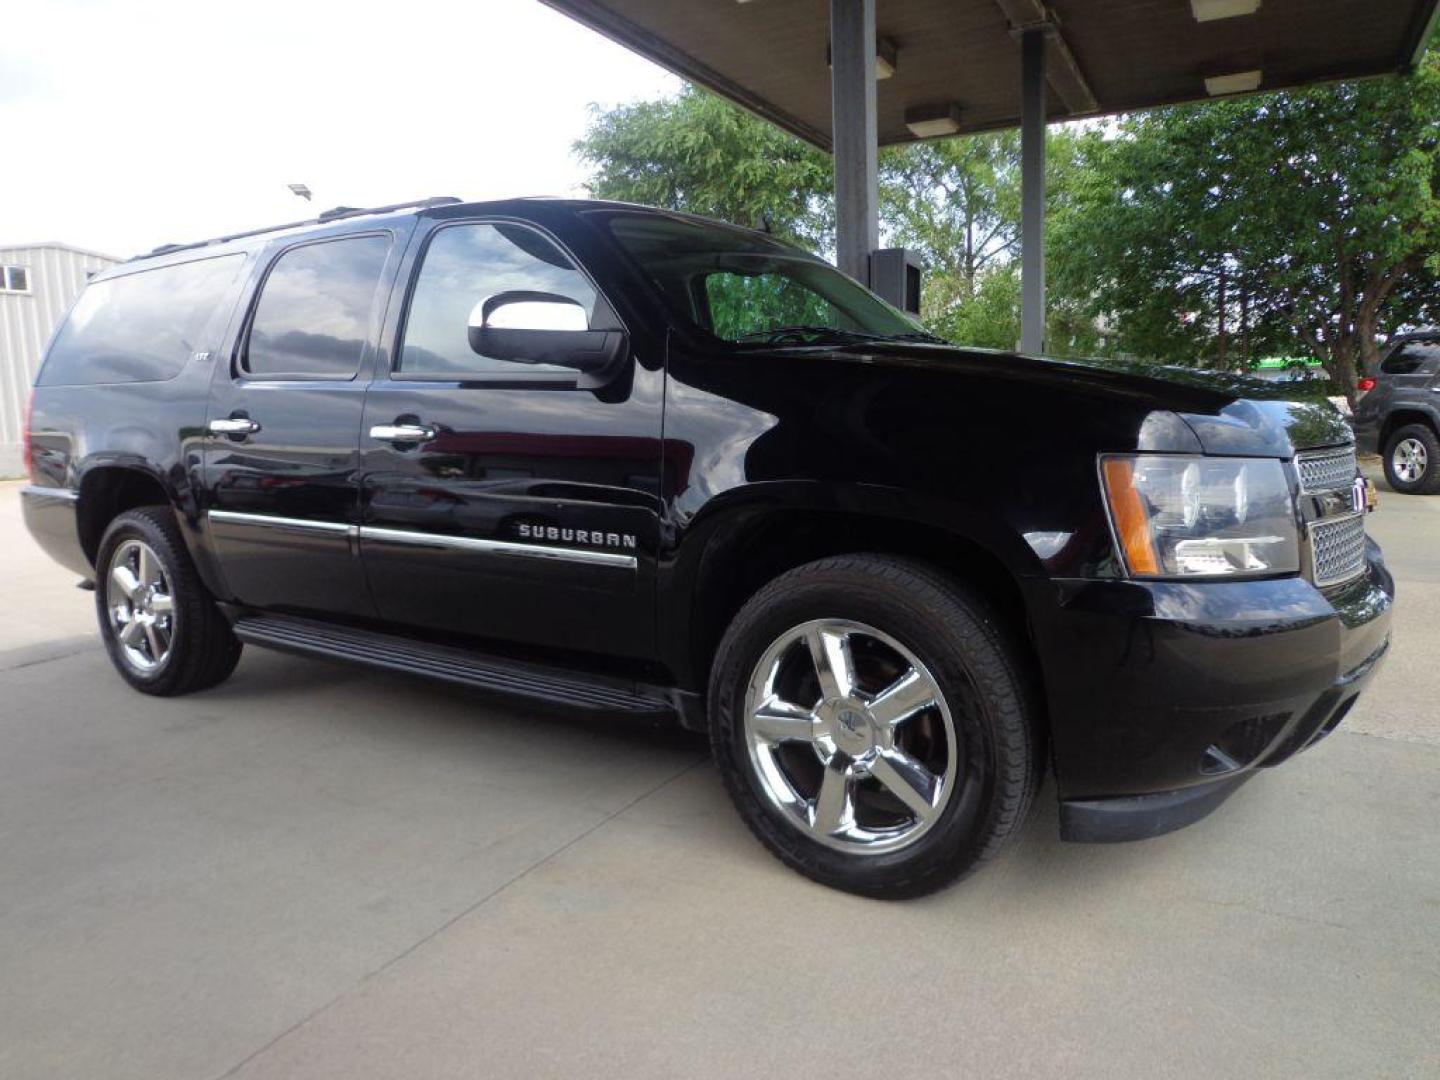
[243,234,391,379]
[39,254,243,386]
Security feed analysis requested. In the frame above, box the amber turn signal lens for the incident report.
[1101,458,1160,575]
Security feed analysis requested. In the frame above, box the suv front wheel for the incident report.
[1383,423,1440,495]
[96,507,243,695]
[708,555,1040,898]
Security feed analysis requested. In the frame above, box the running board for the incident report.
[232,614,678,721]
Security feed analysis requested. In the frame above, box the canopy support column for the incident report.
[831,0,879,285]
[1019,26,1047,354]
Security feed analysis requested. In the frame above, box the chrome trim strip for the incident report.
[358,525,638,569]
[207,510,355,536]
[20,485,80,502]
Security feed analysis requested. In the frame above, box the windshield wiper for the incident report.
[882,330,948,345]
[736,325,890,346]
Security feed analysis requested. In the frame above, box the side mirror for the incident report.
[468,291,626,378]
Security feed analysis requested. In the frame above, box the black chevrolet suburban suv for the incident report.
[21,197,1393,897]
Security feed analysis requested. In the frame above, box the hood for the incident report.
[816,340,1352,456]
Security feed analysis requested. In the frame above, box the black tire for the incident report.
[708,554,1040,899]
[1382,423,1440,495]
[94,506,242,696]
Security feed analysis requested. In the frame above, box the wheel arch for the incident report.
[73,462,226,599]
[665,484,1047,700]
[76,464,175,566]
[1380,408,1440,448]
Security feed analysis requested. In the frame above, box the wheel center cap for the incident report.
[814,697,879,763]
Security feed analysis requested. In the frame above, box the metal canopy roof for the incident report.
[542,0,1440,148]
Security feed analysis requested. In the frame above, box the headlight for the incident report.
[1099,454,1299,578]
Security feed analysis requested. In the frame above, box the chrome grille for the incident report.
[1309,513,1367,587]
[1296,447,1357,494]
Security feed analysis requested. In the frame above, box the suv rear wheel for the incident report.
[1383,423,1440,495]
[96,507,242,695]
[708,555,1039,898]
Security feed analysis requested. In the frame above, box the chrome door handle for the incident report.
[369,423,436,443]
[208,417,260,435]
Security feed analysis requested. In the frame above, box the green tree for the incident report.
[879,128,1090,352]
[879,132,1021,300]
[575,85,833,249]
[1052,48,1440,396]
[575,84,1069,348]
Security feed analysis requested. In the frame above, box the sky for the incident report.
[0,0,680,259]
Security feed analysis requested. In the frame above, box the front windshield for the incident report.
[595,211,936,346]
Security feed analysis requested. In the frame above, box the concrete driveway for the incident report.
[3,477,1438,1080]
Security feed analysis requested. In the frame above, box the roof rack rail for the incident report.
[135,196,463,261]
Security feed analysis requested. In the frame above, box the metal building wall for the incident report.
[0,244,118,475]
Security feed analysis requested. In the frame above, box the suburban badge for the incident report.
[517,523,638,550]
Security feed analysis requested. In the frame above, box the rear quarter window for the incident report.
[242,234,390,379]
[39,254,244,386]
[1380,342,1440,376]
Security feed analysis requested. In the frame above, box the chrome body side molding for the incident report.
[204,511,638,569]
[358,525,638,569]
[20,485,80,502]
[207,510,354,536]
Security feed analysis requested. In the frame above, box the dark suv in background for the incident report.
[20,197,1393,897]
[1354,330,1440,495]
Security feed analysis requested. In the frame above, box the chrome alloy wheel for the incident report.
[106,539,175,674]
[1393,437,1428,484]
[743,619,960,854]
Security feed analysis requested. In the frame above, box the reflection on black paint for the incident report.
[245,235,389,378]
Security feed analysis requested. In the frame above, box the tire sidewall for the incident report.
[710,561,1022,896]
[1384,424,1440,495]
[95,512,188,693]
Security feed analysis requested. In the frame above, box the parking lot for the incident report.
[3,472,1438,1080]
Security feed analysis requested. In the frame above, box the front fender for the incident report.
[658,480,1048,690]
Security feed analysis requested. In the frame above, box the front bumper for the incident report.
[1029,541,1393,842]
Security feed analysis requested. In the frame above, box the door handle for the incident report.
[209,417,260,436]
[370,423,437,444]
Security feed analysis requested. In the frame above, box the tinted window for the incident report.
[1382,342,1440,376]
[245,235,390,378]
[705,271,861,341]
[398,223,596,377]
[40,255,242,386]
[599,211,924,345]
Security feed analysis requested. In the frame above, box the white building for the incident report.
[0,242,119,475]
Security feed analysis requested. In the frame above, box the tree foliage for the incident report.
[1052,48,1440,394]
[574,85,833,249]
[879,133,1021,293]
[577,55,1440,384]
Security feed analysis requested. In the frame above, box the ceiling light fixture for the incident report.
[826,37,900,80]
[1191,0,1261,22]
[875,38,898,80]
[904,103,962,138]
[1204,69,1262,96]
